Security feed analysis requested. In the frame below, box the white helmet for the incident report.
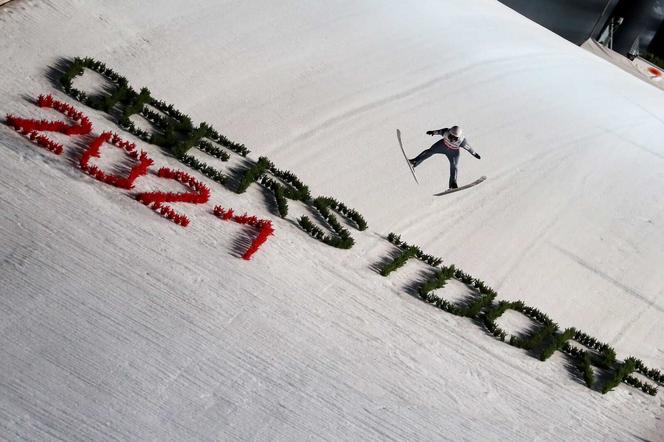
[448,126,463,142]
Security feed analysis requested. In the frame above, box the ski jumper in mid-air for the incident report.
[409,125,481,189]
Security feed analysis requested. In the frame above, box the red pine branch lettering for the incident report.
[4,94,92,155]
[213,205,274,260]
[79,131,153,189]
[136,167,210,227]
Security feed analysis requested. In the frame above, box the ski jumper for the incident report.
[410,128,479,189]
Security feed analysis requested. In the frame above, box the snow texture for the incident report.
[1,0,663,440]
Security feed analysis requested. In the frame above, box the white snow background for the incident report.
[1,0,663,440]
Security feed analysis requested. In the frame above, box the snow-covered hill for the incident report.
[1,0,663,440]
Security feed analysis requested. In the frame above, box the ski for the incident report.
[434,176,486,196]
[396,129,419,184]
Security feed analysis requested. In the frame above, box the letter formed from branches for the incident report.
[482,300,559,351]
[418,267,497,319]
[136,167,211,227]
[61,57,133,114]
[213,206,274,260]
[4,94,92,155]
[79,131,153,189]
[377,233,443,277]
[298,197,367,250]
[538,328,615,391]
[622,358,660,396]
[60,57,248,158]
[539,328,659,395]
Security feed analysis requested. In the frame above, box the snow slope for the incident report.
[1,0,663,440]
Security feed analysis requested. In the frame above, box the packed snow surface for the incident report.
[1,0,663,440]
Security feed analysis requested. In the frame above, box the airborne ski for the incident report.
[396,129,419,184]
[434,176,486,196]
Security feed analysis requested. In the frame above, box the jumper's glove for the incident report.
[473,153,481,159]
[426,130,434,136]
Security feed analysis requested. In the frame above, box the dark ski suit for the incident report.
[409,128,480,189]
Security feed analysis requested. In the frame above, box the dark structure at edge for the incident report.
[498,0,664,58]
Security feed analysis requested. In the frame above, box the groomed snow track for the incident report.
[1,0,663,440]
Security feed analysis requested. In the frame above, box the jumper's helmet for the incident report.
[448,126,463,143]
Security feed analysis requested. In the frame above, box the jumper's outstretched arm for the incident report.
[426,128,448,136]
[461,140,481,159]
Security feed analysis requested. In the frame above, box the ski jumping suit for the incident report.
[410,128,480,189]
